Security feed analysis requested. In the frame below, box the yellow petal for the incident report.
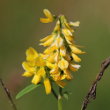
[65,54,71,61]
[69,63,80,72]
[59,74,67,80]
[32,74,41,85]
[40,35,52,42]
[22,62,35,72]
[71,53,81,62]
[53,20,60,32]
[43,9,53,20]
[46,61,55,69]
[64,69,72,80]
[26,47,38,61]
[62,28,72,37]
[54,52,59,62]
[65,36,73,44]
[69,21,80,27]
[51,73,60,81]
[44,78,51,94]
[60,46,66,57]
[22,72,33,77]
[40,9,53,23]
[40,18,52,23]
[40,35,55,47]
[70,45,85,54]
[46,53,56,63]
[35,56,46,66]
[56,81,66,88]
[44,45,57,54]
[37,67,46,78]
[58,58,69,70]
[55,36,63,48]
[64,22,74,32]
[50,65,59,74]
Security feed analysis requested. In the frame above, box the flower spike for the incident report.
[21,9,85,96]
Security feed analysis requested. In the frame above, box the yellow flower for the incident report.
[69,63,81,72]
[60,45,66,57]
[50,64,59,74]
[40,34,55,47]
[60,15,74,32]
[51,73,66,81]
[64,69,73,80]
[40,9,54,23]
[58,58,69,70]
[46,53,56,63]
[35,56,46,66]
[22,71,33,77]
[69,45,85,54]
[71,53,81,62]
[53,20,60,32]
[69,21,80,27]
[40,35,53,42]
[54,35,64,48]
[44,78,51,94]
[26,47,38,61]
[62,28,72,36]
[32,67,45,84]
[22,47,51,94]
[44,44,57,54]
[62,28,73,44]
[46,61,56,69]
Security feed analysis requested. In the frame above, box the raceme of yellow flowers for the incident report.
[22,9,85,94]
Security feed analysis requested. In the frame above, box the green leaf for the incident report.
[16,84,41,99]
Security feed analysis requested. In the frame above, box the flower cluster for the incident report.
[22,9,85,94]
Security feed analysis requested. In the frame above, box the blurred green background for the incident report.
[0,0,110,110]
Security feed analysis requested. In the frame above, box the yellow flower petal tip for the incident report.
[58,58,69,70]
[69,21,80,27]
[40,9,54,23]
[22,72,33,77]
[70,45,85,54]
[26,47,38,61]
[44,78,51,94]
[69,64,81,72]
[31,74,41,85]
[72,53,81,62]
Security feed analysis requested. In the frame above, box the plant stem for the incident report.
[52,87,58,100]
[58,87,63,110]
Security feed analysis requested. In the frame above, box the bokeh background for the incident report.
[0,0,110,110]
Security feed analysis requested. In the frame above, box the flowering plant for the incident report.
[16,9,85,110]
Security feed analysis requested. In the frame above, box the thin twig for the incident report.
[81,57,110,110]
[0,78,17,110]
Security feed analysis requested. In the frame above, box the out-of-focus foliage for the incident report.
[0,0,110,110]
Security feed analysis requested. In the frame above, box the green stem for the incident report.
[52,88,58,100]
[58,87,63,110]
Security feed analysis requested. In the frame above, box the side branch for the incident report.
[0,78,17,110]
[81,57,110,110]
